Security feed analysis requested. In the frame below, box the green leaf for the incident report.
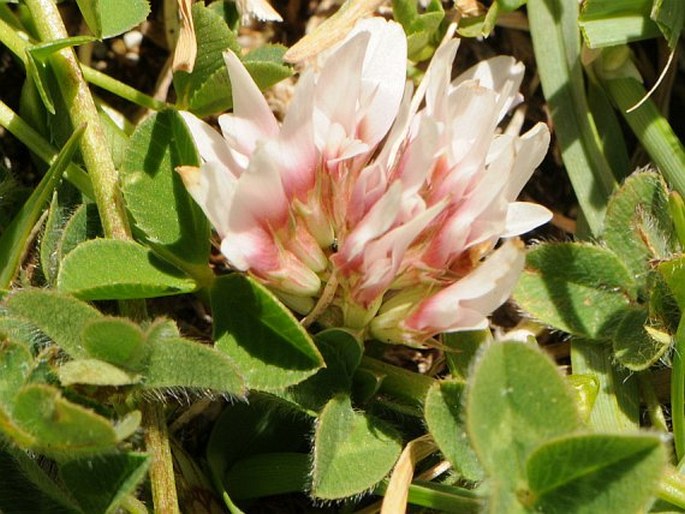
[143,319,245,394]
[211,275,323,391]
[207,399,312,510]
[121,110,210,268]
[527,433,666,513]
[75,0,150,39]
[5,288,102,358]
[603,171,674,285]
[81,317,148,371]
[570,340,640,432]
[173,3,240,110]
[242,46,292,88]
[391,0,444,60]
[0,340,33,410]
[25,37,96,114]
[278,329,362,413]
[651,0,685,49]
[466,342,580,488]
[173,4,291,116]
[57,359,141,387]
[188,46,292,117]
[658,255,685,311]
[225,453,309,500]
[311,394,402,500]
[12,384,119,458]
[57,239,197,300]
[604,77,685,201]
[41,200,102,286]
[0,126,85,288]
[207,0,240,30]
[528,0,618,236]
[497,0,526,12]
[60,453,149,514]
[612,307,671,371]
[579,0,661,48]
[514,243,636,338]
[0,447,81,514]
[424,380,483,482]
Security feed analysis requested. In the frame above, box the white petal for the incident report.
[502,202,552,237]
[222,50,279,145]
[424,39,460,117]
[452,55,525,121]
[178,162,237,237]
[236,0,282,22]
[353,18,407,145]
[504,122,551,200]
[179,111,242,176]
[315,31,369,140]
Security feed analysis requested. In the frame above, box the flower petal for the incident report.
[180,111,243,177]
[219,50,279,156]
[405,239,525,335]
[452,55,525,122]
[352,18,407,145]
[502,202,552,237]
[177,162,237,237]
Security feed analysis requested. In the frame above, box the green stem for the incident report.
[0,13,27,62]
[25,0,129,240]
[604,77,685,199]
[658,467,685,509]
[0,100,93,197]
[672,316,685,461]
[142,402,180,514]
[360,356,434,406]
[0,15,165,112]
[374,479,482,513]
[83,66,168,111]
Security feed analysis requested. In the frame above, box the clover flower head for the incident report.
[179,18,551,344]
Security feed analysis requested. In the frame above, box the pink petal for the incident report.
[220,225,279,272]
[356,200,446,305]
[405,240,525,334]
[279,70,317,199]
[335,182,402,264]
[230,141,289,227]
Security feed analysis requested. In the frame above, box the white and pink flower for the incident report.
[179,18,551,344]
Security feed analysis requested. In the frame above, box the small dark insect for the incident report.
[330,238,339,253]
